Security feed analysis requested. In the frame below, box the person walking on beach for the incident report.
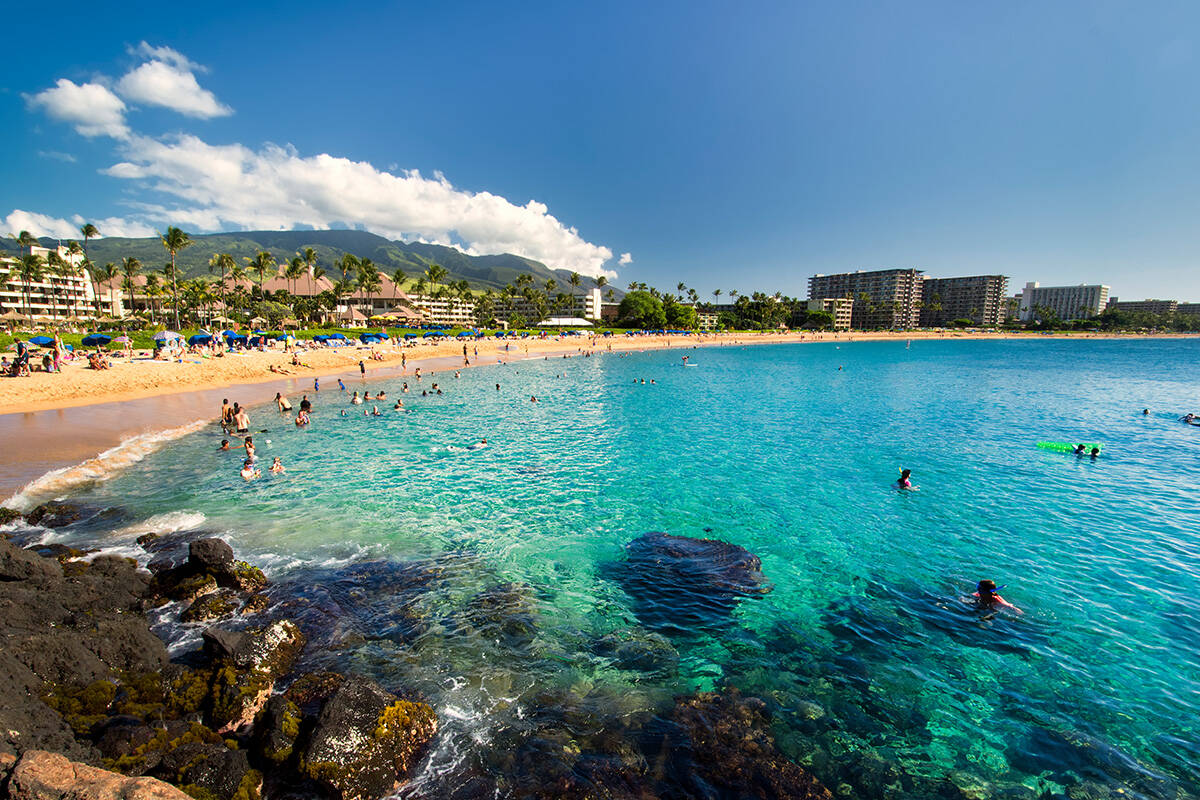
[314,377,320,392]
[463,344,469,366]
[359,360,366,378]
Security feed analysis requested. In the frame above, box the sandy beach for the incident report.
[0,329,1192,499]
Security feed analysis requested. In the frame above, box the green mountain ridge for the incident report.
[3,229,619,297]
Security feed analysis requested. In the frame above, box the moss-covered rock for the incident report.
[202,620,305,733]
[255,695,302,765]
[41,679,118,736]
[240,593,270,615]
[218,561,268,593]
[283,671,345,715]
[299,675,437,800]
[0,506,22,525]
[181,590,240,623]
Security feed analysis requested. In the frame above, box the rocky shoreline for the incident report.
[0,508,838,800]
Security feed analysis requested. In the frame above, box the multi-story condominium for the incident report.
[408,293,477,326]
[808,268,923,329]
[1016,282,1110,322]
[1107,299,1178,315]
[0,244,121,320]
[493,288,603,324]
[919,275,1009,327]
[1178,303,1200,317]
[804,297,854,330]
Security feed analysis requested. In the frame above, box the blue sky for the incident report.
[4,1,1199,300]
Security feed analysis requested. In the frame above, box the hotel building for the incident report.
[1016,282,1110,322]
[919,275,1009,327]
[808,268,923,329]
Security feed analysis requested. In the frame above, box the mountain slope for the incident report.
[2,229,619,296]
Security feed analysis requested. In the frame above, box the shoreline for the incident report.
[1,330,1194,499]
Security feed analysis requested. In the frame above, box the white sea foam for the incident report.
[2,419,210,511]
[114,510,210,538]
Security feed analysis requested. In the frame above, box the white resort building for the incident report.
[0,245,123,321]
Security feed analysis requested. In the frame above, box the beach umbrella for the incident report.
[422,332,440,338]
[220,329,238,337]
[329,333,347,340]
[403,333,417,339]
[28,335,55,346]
[188,334,213,346]
[81,333,112,346]
[359,333,382,343]
[153,330,183,341]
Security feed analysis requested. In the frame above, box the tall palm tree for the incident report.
[245,251,276,299]
[568,272,582,292]
[356,260,382,316]
[425,263,447,295]
[97,262,120,316]
[16,253,45,320]
[208,253,236,316]
[12,230,38,257]
[677,281,687,301]
[160,226,192,330]
[144,273,161,323]
[596,275,608,290]
[285,257,305,298]
[45,251,71,323]
[391,269,407,304]
[712,289,722,309]
[63,241,84,319]
[301,247,318,276]
[121,257,141,317]
[79,223,99,259]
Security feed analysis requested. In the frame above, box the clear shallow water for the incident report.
[19,339,1200,798]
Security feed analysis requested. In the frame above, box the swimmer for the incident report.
[218,439,231,451]
[468,438,488,450]
[340,409,347,417]
[350,391,363,405]
[269,457,285,474]
[393,400,403,410]
[896,468,917,490]
[1073,444,1087,455]
[496,383,500,390]
[1142,408,1149,415]
[973,579,1022,615]
[240,459,261,480]
[275,392,292,412]
[376,390,386,400]
[402,383,409,393]
[531,396,538,402]
[365,391,374,401]
[1090,447,1100,459]
[295,411,310,426]
[338,379,346,391]
[372,406,382,416]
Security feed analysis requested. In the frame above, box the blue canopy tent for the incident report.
[224,333,248,345]
[403,333,418,339]
[188,334,213,346]
[81,334,112,347]
[28,336,55,346]
[359,333,383,343]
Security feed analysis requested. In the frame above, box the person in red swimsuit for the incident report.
[974,580,1022,615]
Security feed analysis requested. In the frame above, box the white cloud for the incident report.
[3,209,156,240]
[25,79,128,138]
[116,59,231,119]
[128,42,201,72]
[104,134,619,275]
[37,150,77,163]
[619,252,632,265]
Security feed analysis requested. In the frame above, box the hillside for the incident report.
[2,229,618,296]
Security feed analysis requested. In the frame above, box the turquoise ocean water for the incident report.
[16,339,1200,798]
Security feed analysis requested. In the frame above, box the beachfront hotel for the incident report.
[804,297,854,330]
[1015,282,1110,322]
[0,244,123,321]
[919,275,1009,327]
[808,268,924,329]
[1106,298,1179,315]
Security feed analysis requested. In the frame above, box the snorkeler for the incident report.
[973,579,1022,615]
[897,468,917,490]
[269,457,285,474]
[240,459,261,480]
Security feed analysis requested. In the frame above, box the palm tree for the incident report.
[12,230,38,257]
[424,263,448,297]
[79,223,99,259]
[43,251,65,323]
[569,272,582,292]
[245,251,276,299]
[121,257,141,317]
[208,253,236,316]
[16,253,45,320]
[356,260,382,316]
[677,281,687,301]
[144,273,162,323]
[712,289,722,309]
[391,269,407,306]
[160,227,192,330]
[97,262,120,316]
[63,241,84,319]
[285,257,305,297]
